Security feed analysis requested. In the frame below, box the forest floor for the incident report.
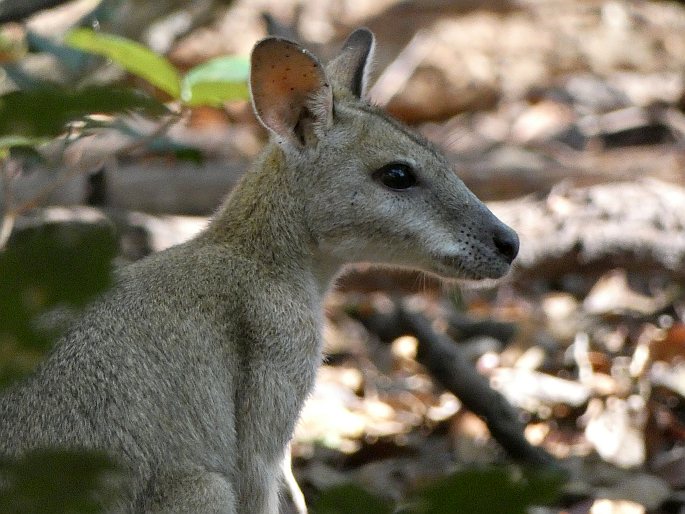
[7,0,685,512]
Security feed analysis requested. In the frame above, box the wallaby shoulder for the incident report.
[0,241,239,445]
[0,230,322,510]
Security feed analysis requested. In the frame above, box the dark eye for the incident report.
[374,162,417,190]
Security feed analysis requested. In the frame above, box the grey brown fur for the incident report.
[0,29,518,513]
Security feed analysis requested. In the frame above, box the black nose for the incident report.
[493,226,519,263]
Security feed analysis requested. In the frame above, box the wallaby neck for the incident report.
[203,144,342,296]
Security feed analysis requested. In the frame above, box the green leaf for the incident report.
[0,222,117,387]
[0,136,41,149]
[408,466,565,514]
[311,484,393,514]
[181,56,249,106]
[65,28,181,98]
[0,86,167,138]
[0,136,45,159]
[0,449,124,513]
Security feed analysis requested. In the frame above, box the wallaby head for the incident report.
[249,28,518,282]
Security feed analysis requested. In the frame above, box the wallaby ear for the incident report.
[250,37,332,147]
[325,28,375,99]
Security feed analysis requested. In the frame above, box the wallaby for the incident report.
[0,28,518,513]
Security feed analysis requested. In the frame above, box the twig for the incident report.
[397,305,557,468]
[113,112,182,159]
[0,210,15,249]
[369,30,435,107]
[351,301,558,468]
[12,113,181,218]
[14,156,89,216]
[0,113,181,247]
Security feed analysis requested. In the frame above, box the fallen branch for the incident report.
[351,301,557,468]
[490,179,685,284]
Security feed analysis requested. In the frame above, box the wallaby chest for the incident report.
[230,267,324,451]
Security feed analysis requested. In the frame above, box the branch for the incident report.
[351,302,558,468]
[398,306,556,467]
[490,179,685,284]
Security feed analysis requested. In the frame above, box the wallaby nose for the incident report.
[493,226,519,263]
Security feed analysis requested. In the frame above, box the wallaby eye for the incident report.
[374,162,417,190]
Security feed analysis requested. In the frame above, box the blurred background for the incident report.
[1,0,685,512]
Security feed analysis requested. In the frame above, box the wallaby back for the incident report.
[0,28,518,513]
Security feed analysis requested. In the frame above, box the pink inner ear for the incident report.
[251,40,328,136]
